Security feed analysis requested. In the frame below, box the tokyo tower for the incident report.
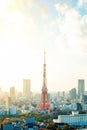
[38,50,50,110]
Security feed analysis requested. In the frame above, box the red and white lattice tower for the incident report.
[38,50,50,110]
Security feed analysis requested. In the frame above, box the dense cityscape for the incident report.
[0,0,87,130]
[0,51,87,130]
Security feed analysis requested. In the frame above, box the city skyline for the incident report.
[0,0,87,92]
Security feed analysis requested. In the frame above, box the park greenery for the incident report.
[0,110,78,129]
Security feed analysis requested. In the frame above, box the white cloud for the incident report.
[53,3,87,54]
[78,0,87,7]
[55,3,68,14]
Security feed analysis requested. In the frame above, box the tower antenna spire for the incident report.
[38,50,51,111]
[44,49,46,64]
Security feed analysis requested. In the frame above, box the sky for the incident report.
[0,0,87,92]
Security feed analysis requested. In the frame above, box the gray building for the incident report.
[78,79,85,98]
[82,95,87,104]
[69,88,76,100]
[82,95,87,111]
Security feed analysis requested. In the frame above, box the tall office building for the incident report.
[10,86,15,98]
[69,88,76,100]
[23,79,31,97]
[5,96,11,109]
[82,95,87,104]
[78,79,85,98]
[82,95,87,111]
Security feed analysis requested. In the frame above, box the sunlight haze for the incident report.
[0,0,87,92]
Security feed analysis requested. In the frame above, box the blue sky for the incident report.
[0,0,87,92]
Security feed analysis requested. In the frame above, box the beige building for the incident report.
[23,79,31,97]
[5,96,11,109]
[10,86,15,98]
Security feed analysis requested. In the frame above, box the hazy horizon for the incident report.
[0,0,87,92]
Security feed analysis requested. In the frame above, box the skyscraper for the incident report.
[82,95,87,111]
[5,96,11,109]
[38,50,50,110]
[78,79,85,98]
[69,88,76,100]
[10,86,15,98]
[23,79,31,97]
